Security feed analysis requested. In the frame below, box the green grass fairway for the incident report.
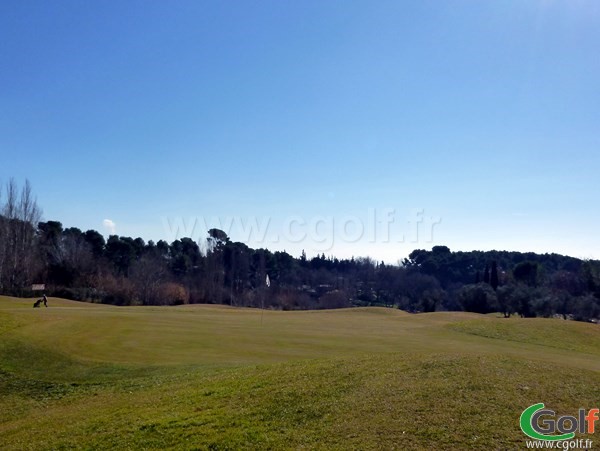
[1,296,599,449]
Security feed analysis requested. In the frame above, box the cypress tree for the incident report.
[483,264,490,284]
[490,261,499,291]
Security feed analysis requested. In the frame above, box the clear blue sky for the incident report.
[1,0,599,262]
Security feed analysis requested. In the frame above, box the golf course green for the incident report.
[1,295,599,449]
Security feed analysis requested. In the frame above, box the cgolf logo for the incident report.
[520,403,599,441]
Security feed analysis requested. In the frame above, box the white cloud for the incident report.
[102,219,116,235]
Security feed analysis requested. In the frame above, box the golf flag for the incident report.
[266,274,270,288]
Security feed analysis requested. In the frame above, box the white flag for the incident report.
[265,274,270,287]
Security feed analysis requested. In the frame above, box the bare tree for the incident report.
[18,180,42,289]
[130,253,168,305]
[0,179,18,291]
[0,179,42,293]
[0,183,4,291]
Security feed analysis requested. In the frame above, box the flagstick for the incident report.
[261,274,269,326]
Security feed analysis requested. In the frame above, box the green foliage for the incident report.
[582,260,600,297]
[458,284,497,314]
[513,261,539,287]
[496,285,517,318]
[571,294,600,322]
[84,229,106,257]
[105,235,137,275]
[4,182,600,321]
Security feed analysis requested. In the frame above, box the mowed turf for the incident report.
[1,296,599,450]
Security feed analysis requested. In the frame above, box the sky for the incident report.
[1,0,599,263]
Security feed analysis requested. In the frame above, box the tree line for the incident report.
[1,179,599,321]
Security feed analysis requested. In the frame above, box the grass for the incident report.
[1,295,599,449]
[449,316,600,356]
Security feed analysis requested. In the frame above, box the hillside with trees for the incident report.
[1,179,599,322]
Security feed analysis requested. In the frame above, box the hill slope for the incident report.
[1,296,599,449]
